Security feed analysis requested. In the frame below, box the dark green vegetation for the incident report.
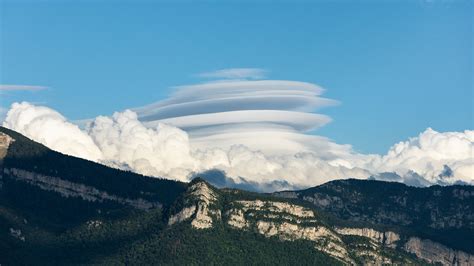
[275,179,474,253]
[100,223,341,265]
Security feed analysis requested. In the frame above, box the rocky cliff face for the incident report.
[166,180,474,265]
[4,167,161,210]
[334,227,400,248]
[0,132,14,160]
[169,180,221,229]
[169,180,431,265]
[0,128,186,215]
[405,237,474,266]
[0,132,14,190]
[1,129,162,210]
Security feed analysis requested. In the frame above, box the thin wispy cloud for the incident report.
[197,68,268,80]
[0,84,48,91]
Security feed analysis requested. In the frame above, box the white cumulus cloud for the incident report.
[2,102,372,188]
[2,102,102,161]
[87,110,197,181]
[362,128,474,185]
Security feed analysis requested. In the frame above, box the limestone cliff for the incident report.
[170,180,474,265]
[0,132,14,160]
[168,180,221,229]
[4,167,161,210]
[335,227,400,248]
[170,180,423,265]
[404,237,474,266]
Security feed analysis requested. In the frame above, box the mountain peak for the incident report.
[168,177,221,229]
[189,176,209,186]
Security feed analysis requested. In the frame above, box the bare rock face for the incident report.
[223,199,355,264]
[256,220,352,264]
[4,168,161,210]
[0,132,12,189]
[0,132,14,160]
[168,206,196,225]
[169,185,420,264]
[168,181,221,229]
[335,227,400,248]
[237,200,315,218]
[191,201,216,229]
[168,180,474,265]
[226,199,318,229]
[404,237,474,266]
[9,228,25,242]
[189,181,221,229]
[86,220,103,229]
[226,208,248,229]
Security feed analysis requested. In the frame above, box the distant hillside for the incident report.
[274,178,474,254]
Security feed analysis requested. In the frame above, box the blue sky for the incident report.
[1,0,472,154]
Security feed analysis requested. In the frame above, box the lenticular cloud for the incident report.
[134,80,338,155]
[2,77,473,190]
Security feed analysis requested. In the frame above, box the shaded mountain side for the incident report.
[273,179,474,253]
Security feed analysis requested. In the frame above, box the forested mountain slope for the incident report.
[1,127,472,265]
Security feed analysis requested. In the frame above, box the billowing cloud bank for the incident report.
[2,75,472,191]
[364,128,474,186]
[2,102,103,161]
[3,102,473,190]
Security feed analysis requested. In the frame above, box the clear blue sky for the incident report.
[1,0,472,154]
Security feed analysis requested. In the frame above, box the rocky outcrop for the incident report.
[168,206,196,225]
[236,200,315,218]
[222,199,355,264]
[0,133,14,190]
[0,132,14,160]
[256,220,353,264]
[225,199,318,229]
[335,227,400,248]
[86,220,103,229]
[170,181,474,265]
[404,237,474,266]
[168,185,413,264]
[189,181,221,229]
[223,199,406,264]
[9,228,25,242]
[4,168,161,210]
[226,208,248,229]
[168,181,221,229]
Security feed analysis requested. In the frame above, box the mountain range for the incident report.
[1,126,473,265]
